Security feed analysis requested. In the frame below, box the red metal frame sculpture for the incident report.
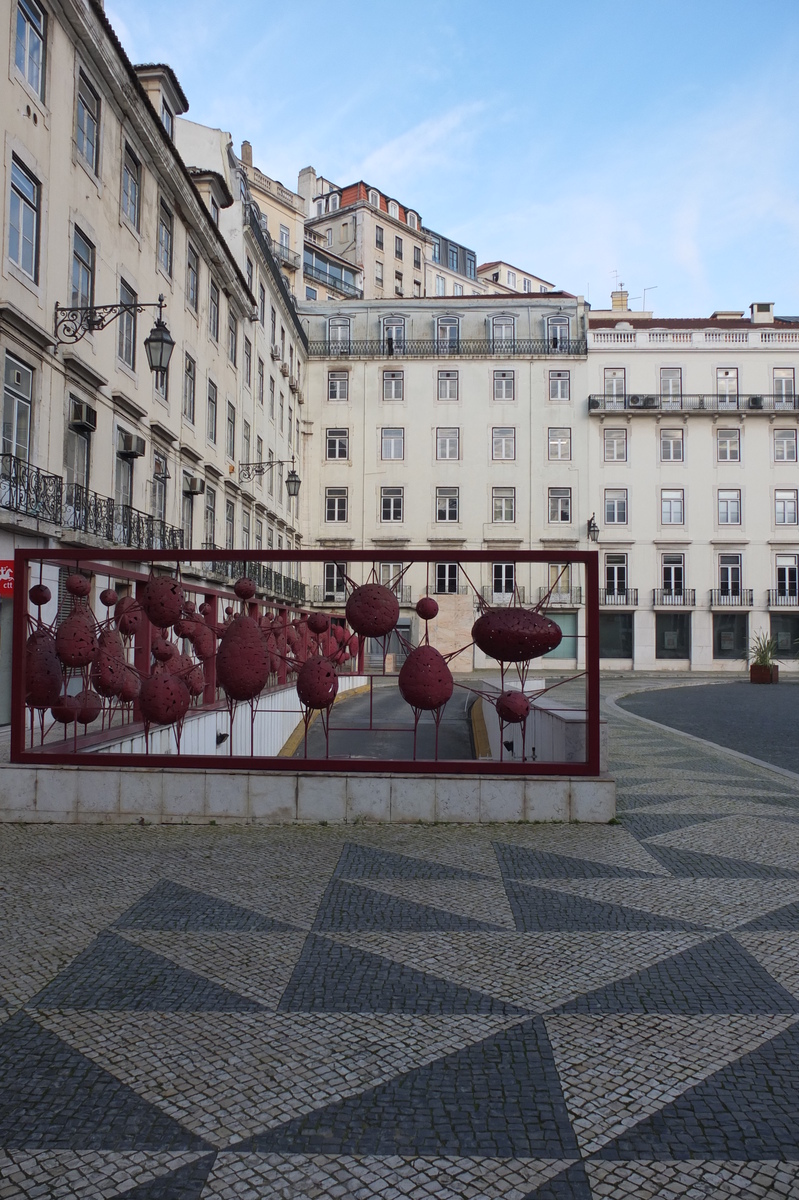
[11,547,601,776]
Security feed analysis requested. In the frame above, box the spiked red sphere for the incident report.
[398,645,454,711]
[472,608,562,663]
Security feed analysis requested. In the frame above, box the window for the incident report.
[436,486,459,522]
[716,368,738,407]
[375,225,384,250]
[122,144,140,229]
[3,353,32,461]
[228,311,237,365]
[381,486,403,521]
[326,428,348,459]
[775,429,797,462]
[154,359,168,402]
[388,200,398,219]
[604,427,626,461]
[267,449,274,495]
[225,499,235,550]
[203,487,216,545]
[242,419,251,467]
[413,280,422,297]
[71,227,94,309]
[548,487,571,523]
[660,367,682,407]
[431,238,441,263]
[329,317,350,351]
[507,270,516,288]
[493,316,514,344]
[158,200,173,275]
[661,488,684,524]
[324,561,347,601]
[660,428,684,461]
[437,427,459,460]
[270,306,276,344]
[718,489,741,524]
[494,563,515,595]
[326,487,347,521]
[548,427,571,460]
[407,211,418,231]
[383,370,404,401]
[152,450,167,524]
[605,553,627,595]
[279,393,284,431]
[245,257,253,291]
[243,337,251,387]
[395,235,403,259]
[493,486,515,522]
[118,280,136,368]
[15,0,45,97]
[492,427,515,460]
[438,370,458,401]
[413,246,421,270]
[269,376,275,418]
[548,316,569,350]
[604,368,625,405]
[453,283,463,296]
[494,370,514,401]
[9,157,39,280]
[384,316,405,352]
[394,270,403,294]
[604,488,627,524]
[550,370,570,401]
[181,473,194,547]
[328,370,348,401]
[776,490,798,525]
[369,189,379,207]
[181,244,198,313]
[777,555,798,598]
[375,262,383,287]
[774,368,795,408]
[437,317,459,352]
[662,553,684,595]
[183,354,196,422]
[161,99,173,138]
[255,437,263,482]
[435,275,446,296]
[76,71,100,173]
[719,553,741,596]
[210,195,219,225]
[206,381,217,442]
[441,245,455,272]
[256,282,265,326]
[241,509,250,550]
[329,194,339,212]
[436,562,458,594]
[717,428,740,461]
[257,358,264,406]
[306,286,318,301]
[209,280,220,340]
[466,254,476,279]
[381,427,404,459]
[523,278,532,293]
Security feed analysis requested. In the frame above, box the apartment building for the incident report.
[479,261,555,296]
[298,293,591,666]
[587,294,799,671]
[422,228,483,299]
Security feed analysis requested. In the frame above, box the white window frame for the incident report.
[492,427,515,460]
[718,488,741,525]
[328,370,348,401]
[775,489,798,525]
[775,429,797,462]
[381,486,403,522]
[438,370,458,401]
[548,487,571,523]
[660,428,684,462]
[603,427,626,462]
[383,370,404,401]
[661,489,684,525]
[435,562,458,594]
[492,486,515,523]
[493,562,515,595]
[717,428,740,462]
[381,427,404,460]
[436,427,459,460]
[493,370,514,401]
[548,427,571,461]
[325,487,348,522]
[604,488,628,525]
[326,428,348,459]
[76,70,100,175]
[436,486,459,522]
[549,370,570,401]
[9,156,39,281]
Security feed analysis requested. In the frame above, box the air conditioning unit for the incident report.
[184,476,205,495]
[117,431,145,458]
[628,395,644,408]
[280,362,290,376]
[643,395,658,408]
[588,397,601,411]
[270,344,281,360]
[70,400,97,432]
[749,395,764,410]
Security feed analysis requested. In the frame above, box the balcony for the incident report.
[539,586,582,606]
[483,586,527,605]
[308,337,588,360]
[0,454,62,524]
[600,588,638,606]
[304,261,363,299]
[710,589,753,607]
[768,590,799,608]
[212,555,307,604]
[272,242,301,271]
[653,589,695,606]
[588,393,798,415]
[65,486,183,550]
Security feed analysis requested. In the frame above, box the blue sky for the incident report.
[108,1,799,317]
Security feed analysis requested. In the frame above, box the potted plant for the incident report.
[748,632,780,683]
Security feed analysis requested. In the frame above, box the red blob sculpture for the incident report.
[216,614,271,701]
[140,576,184,628]
[233,577,257,600]
[99,588,118,607]
[186,665,205,697]
[25,630,63,708]
[65,573,91,598]
[120,667,141,703]
[398,644,454,710]
[114,595,144,637]
[496,690,531,724]
[51,694,81,724]
[55,611,98,668]
[193,624,217,661]
[296,656,339,709]
[90,628,126,698]
[307,612,329,635]
[345,583,399,638]
[139,673,191,725]
[75,688,102,726]
[472,608,562,663]
[416,596,439,621]
[152,636,178,664]
[29,583,51,607]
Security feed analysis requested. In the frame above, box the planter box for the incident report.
[750,664,779,684]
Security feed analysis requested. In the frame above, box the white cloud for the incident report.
[347,102,487,192]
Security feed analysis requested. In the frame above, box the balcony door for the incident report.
[777,554,798,598]
[660,367,682,410]
[716,368,738,409]
[719,553,741,596]
[662,554,684,595]
[604,368,625,409]
[605,553,627,595]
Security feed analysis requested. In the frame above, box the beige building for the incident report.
[478,261,555,296]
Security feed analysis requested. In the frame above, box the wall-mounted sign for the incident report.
[0,562,14,596]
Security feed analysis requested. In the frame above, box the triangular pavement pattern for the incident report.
[494,843,664,880]
[0,1152,214,1199]
[739,900,799,930]
[594,1018,799,1160]
[241,1017,578,1158]
[643,842,799,879]
[620,813,729,840]
[115,880,299,932]
[335,841,489,880]
[117,1153,217,1199]
[278,933,528,1015]
[506,882,710,933]
[30,932,265,1011]
[521,1160,592,1200]
[312,879,505,932]
[558,933,799,1015]
[0,1012,211,1149]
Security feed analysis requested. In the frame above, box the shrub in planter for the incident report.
[748,633,780,684]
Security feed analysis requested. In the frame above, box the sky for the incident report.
[106,0,799,318]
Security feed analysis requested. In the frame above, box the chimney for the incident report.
[240,140,253,167]
[611,289,629,311]
[750,301,774,325]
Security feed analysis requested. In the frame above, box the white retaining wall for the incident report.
[477,689,608,772]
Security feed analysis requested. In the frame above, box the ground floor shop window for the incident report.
[656,613,690,659]
[771,613,799,658]
[713,612,747,659]
[543,611,577,659]
[600,612,633,658]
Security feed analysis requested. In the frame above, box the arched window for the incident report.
[329,193,340,211]
[388,200,399,219]
[406,211,418,230]
[368,189,379,207]
[492,316,515,347]
[437,316,459,355]
[328,316,350,353]
[383,316,405,355]
[548,315,570,351]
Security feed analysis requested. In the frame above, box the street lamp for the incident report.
[143,297,176,380]
[587,513,600,542]
[54,292,175,381]
[239,455,302,500]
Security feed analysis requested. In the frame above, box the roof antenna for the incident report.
[643,285,658,311]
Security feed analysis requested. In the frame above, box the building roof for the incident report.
[131,62,189,112]
[323,181,421,227]
[589,315,795,330]
[186,168,234,208]
[478,261,555,287]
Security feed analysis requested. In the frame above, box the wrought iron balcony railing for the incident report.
[0,454,62,524]
[589,393,798,414]
[309,337,587,360]
[482,586,527,604]
[539,586,583,606]
[600,588,638,606]
[710,588,753,607]
[304,262,363,298]
[218,557,306,604]
[64,485,183,550]
[653,589,696,606]
[272,241,301,270]
[768,589,799,607]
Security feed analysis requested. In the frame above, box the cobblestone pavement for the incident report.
[3,683,799,1197]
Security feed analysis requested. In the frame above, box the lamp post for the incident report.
[239,455,302,501]
[587,513,600,542]
[54,293,175,382]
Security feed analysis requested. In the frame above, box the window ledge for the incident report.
[112,390,147,421]
[63,352,107,390]
[0,301,55,349]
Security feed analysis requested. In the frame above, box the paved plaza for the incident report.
[2,679,799,1197]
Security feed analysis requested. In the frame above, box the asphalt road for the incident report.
[618,681,799,773]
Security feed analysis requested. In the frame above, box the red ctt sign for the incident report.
[0,562,13,596]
